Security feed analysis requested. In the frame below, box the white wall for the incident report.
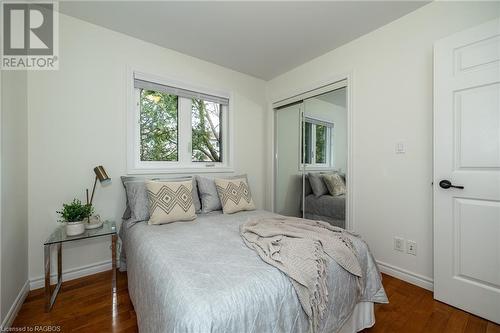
[1,71,29,323]
[267,2,500,286]
[27,14,267,283]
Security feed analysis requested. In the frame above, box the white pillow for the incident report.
[146,180,196,225]
[214,177,256,214]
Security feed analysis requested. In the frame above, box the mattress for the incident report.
[120,210,387,333]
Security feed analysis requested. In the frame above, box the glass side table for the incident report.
[44,220,117,312]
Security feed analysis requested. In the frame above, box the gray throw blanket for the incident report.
[240,216,362,332]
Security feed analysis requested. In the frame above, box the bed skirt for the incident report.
[337,302,375,333]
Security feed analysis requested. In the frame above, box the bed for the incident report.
[119,209,387,333]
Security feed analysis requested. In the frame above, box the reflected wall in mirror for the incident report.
[275,103,303,217]
[303,88,347,228]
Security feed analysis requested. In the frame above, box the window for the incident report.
[140,90,178,161]
[301,118,333,167]
[129,73,230,173]
[191,99,222,162]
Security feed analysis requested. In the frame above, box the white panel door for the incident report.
[434,18,500,324]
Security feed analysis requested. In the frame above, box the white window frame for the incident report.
[300,119,334,171]
[127,69,234,174]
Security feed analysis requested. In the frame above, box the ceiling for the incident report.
[59,1,429,80]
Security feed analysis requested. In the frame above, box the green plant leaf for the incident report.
[57,199,94,222]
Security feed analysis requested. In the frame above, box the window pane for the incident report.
[315,124,327,164]
[301,122,312,164]
[191,99,222,162]
[139,89,178,161]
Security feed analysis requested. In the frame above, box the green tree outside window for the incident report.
[139,89,222,163]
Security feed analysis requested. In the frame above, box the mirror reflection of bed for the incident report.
[275,86,347,228]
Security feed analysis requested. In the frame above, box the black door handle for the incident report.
[439,180,464,190]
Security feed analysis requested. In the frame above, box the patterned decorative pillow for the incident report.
[146,180,196,225]
[322,173,346,196]
[214,177,256,214]
[121,176,201,224]
[197,174,249,213]
[154,177,201,213]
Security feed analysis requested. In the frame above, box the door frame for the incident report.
[271,71,355,231]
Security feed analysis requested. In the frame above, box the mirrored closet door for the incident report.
[275,102,304,217]
[274,84,348,228]
[302,88,347,228]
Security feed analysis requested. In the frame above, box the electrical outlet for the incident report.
[394,237,405,252]
[407,240,417,255]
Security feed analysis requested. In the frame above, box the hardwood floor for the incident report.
[364,274,499,333]
[12,271,499,332]
[13,271,137,332]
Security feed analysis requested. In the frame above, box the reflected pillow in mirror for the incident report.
[308,172,329,197]
[323,173,346,196]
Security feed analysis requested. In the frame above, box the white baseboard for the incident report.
[1,280,30,330]
[377,260,434,291]
[29,260,113,290]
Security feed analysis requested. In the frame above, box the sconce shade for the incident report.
[93,166,110,183]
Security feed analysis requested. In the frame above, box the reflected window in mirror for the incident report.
[301,118,334,169]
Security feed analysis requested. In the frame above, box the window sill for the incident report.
[127,166,235,175]
[299,165,334,172]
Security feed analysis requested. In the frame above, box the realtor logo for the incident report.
[1,1,59,70]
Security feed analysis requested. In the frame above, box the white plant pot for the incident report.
[66,221,85,236]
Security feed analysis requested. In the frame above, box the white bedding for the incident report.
[119,210,387,332]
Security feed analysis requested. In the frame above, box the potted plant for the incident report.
[57,199,94,236]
